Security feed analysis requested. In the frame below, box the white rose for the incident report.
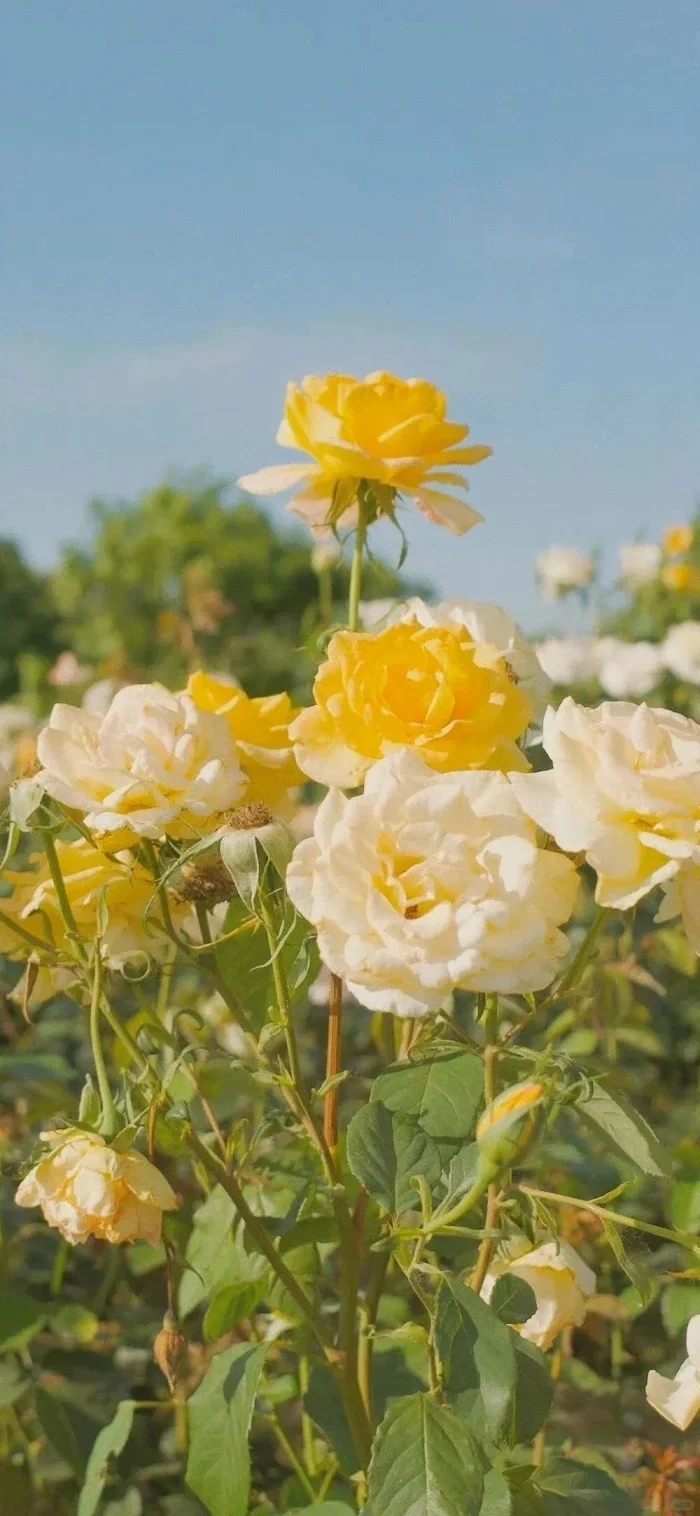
[618,541,662,588]
[482,1239,596,1350]
[646,1316,700,1431]
[535,638,600,688]
[397,597,550,719]
[286,748,579,1017]
[512,698,700,910]
[656,863,700,954]
[37,683,246,840]
[664,621,700,685]
[595,638,664,698]
[358,597,398,629]
[535,546,594,600]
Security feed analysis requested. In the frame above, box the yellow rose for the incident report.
[662,562,700,594]
[238,370,491,535]
[187,672,303,818]
[0,838,189,1006]
[663,522,694,557]
[290,617,533,788]
[15,1129,177,1245]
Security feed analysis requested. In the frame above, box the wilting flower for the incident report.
[393,598,549,719]
[646,1316,700,1431]
[618,541,662,588]
[595,638,664,698]
[512,698,700,910]
[535,546,594,601]
[290,607,535,788]
[238,371,491,535]
[482,1239,596,1350]
[15,1129,177,1245]
[535,638,600,688]
[657,863,700,955]
[187,672,302,818]
[37,683,245,841]
[664,523,694,558]
[286,749,579,1016]
[664,621,700,685]
[0,838,190,1006]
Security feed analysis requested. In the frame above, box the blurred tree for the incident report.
[51,474,426,698]
[0,539,60,699]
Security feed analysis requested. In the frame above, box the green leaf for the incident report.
[286,1506,354,1515]
[179,1184,264,1316]
[480,1469,513,1515]
[215,897,318,1030]
[203,1278,269,1341]
[490,1276,537,1326]
[306,1348,426,1477]
[478,1282,529,1343]
[671,1174,700,1233]
[366,1393,484,1516]
[77,1401,136,1516]
[511,1335,553,1443]
[0,1289,45,1352]
[435,1277,516,1443]
[661,1281,700,1337]
[0,1358,28,1407]
[35,1388,101,1478]
[346,1103,442,1214]
[575,1082,672,1177]
[371,1052,484,1140]
[49,1303,100,1343]
[535,1459,640,1514]
[186,1342,268,1516]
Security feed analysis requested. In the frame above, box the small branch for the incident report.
[519,1184,700,1253]
[324,974,343,1151]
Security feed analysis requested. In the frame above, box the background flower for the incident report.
[646,1315,700,1430]
[535,546,594,600]
[37,683,245,841]
[513,697,700,911]
[535,637,600,688]
[286,749,579,1016]
[15,1129,177,1246]
[595,637,665,698]
[238,370,491,535]
[290,607,535,788]
[664,621,700,685]
[618,541,662,587]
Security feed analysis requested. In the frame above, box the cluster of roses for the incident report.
[6,369,700,1434]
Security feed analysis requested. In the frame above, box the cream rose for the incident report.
[656,863,700,954]
[482,1239,596,1350]
[535,546,593,600]
[37,683,245,840]
[664,621,700,685]
[15,1129,178,1246]
[535,638,600,688]
[595,638,664,698]
[512,698,700,911]
[286,749,579,1017]
[619,541,662,588]
[646,1316,700,1431]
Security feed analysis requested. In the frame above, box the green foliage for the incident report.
[0,537,60,698]
[365,1394,484,1516]
[185,1343,268,1516]
[49,475,420,697]
[346,1101,443,1214]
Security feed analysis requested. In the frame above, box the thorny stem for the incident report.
[263,1413,317,1504]
[471,996,501,1294]
[0,909,54,955]
[42,830,81,941]
[89,951,117,1137]
[519,1185,700,1254]
[257,887,304,1093]
[183,1125,373,1470]
[348,495,369,631]
[358,1250,389,1426]
[324,973,343,1152]
[542,906,609,1007]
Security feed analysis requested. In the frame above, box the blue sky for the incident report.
[2,0,699,627]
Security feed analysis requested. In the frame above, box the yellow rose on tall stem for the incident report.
[238,370,491,536]
[290,612,534,788]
